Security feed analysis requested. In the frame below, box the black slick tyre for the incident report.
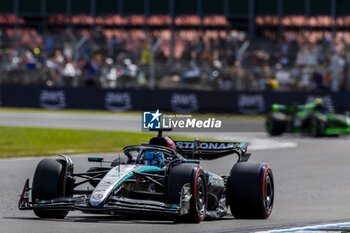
[226,162,274,219]
[167,163,207,223]
[311,118,325,137]
[32,159,70,218]
[266,114,287,136]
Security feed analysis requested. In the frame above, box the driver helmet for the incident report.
[313,98,327,113]
[142,151,165,167]
[313,98,323,105]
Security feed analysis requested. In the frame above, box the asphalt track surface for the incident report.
[1,112,350,233]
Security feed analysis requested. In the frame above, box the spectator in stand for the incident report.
[195,36,205,62]
[0,28,350,92]
[141,45,151,65]
[83,61,98,87]
[312,70,325,90]
[61,58,80,87]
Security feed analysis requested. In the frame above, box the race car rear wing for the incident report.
[148,128,250,162]
[175,140,250,162]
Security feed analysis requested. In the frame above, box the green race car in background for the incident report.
[266,98,350,137]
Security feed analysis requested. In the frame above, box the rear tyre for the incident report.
[32,159,71,219]
[226,162,274,219]
[167,164,207,223]
[266,114,287,136]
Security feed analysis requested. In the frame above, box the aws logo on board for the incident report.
[238,94,265,114]
[170,93,199,113]
[39,90,66,110]
[105,92,132,111]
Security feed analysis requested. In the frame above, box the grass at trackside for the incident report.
[0,107,265,120]
[0,126,192,158]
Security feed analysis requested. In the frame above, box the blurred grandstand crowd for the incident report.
[0,27,349,91]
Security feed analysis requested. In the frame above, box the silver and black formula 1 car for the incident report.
[18,129,274,223]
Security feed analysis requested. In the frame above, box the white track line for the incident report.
[257,221,350,233]
[212,136,298,151]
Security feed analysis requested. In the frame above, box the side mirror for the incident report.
[88,157,104,162]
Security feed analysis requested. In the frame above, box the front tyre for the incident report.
[32,159,72,218]
[191,174,206,222]
[311,118,325,137]
[167,164,207,223]
[266,113,287,136]
[226,162,274,219]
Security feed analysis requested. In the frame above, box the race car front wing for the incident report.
[18,179,192,216]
